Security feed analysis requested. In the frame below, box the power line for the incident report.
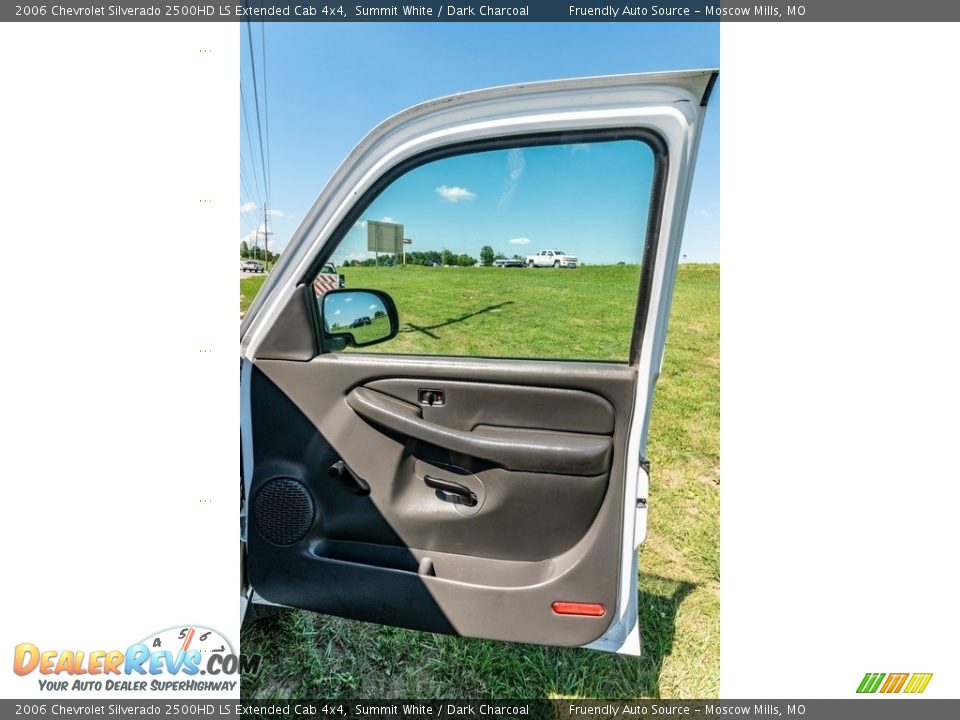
[240,161,257,203]
[237,6,276,266]
[260,22,272,214]
[241,210,260,233]
[245,17,272,268]
[240,81,263,211]
[245,19,269,210]
[239,161,257,208]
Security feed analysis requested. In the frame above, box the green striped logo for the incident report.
[857,672,932,694]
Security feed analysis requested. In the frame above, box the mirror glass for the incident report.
[322,291,393,346]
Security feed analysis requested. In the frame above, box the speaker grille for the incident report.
[254,478,314,546]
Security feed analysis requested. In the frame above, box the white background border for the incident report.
[721,23,960,697]
[0,23,239,698]
[1,19,958,700]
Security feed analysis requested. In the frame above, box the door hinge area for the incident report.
[635,456,651,546]
[637,456,651,509]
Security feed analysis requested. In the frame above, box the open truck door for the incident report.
[240,70,717,654]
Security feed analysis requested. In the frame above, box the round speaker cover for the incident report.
[254,478,314,546]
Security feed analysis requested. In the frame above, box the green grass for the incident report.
[240,275,267,316]
[240,264,719,699]
[338,264,645,360]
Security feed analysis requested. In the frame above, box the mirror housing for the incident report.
[320,289,399,349]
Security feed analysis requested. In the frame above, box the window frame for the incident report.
[302,128,669,366]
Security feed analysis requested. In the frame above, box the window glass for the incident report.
[312,138,656,361]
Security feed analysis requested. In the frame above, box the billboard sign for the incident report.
[367,221,404,254]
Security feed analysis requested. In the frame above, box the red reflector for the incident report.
[551,601,606,617]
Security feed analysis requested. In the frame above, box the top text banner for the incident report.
[5,1,960,22]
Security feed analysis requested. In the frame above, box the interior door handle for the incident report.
[345,386,612,476]
[424,475,478,507]
[328,460,371,496]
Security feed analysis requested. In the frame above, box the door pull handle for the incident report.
[424,475,477,507]
[329,460,371,496]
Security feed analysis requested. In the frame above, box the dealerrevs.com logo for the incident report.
[13,626,261,692]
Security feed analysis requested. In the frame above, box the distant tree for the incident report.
[240,241,250,259]
[480,245,495,266]
[511,254,524,261]
[494,252,507,260]
[373,310,386,319]
[406,251,432,266]
[398,249,449,266]
[457,254,477,267]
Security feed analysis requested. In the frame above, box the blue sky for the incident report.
[240,23,719,263]
[336,140,655,265]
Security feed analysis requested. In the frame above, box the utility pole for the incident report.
[258,203,273,271]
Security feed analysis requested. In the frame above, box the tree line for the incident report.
[338,246,525,268]
[240,241,278,263]
[240,242,528,267]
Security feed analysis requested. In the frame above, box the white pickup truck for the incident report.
[526,249,578,268]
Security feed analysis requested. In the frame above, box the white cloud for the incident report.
[508,237,531,246]
[334,251,370,264]
[369,304,379,311]
[356,216,396,230]
[240,223,265,244]
[435,185,476,203]
[694,208,711,219]
[240,202,286,218]
[500,148,526,207]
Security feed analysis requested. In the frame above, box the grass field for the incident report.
[339,264,647,360]
[240,263,719,698]
[240,275,267,316]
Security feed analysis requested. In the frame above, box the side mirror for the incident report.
[321,289,399,349]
